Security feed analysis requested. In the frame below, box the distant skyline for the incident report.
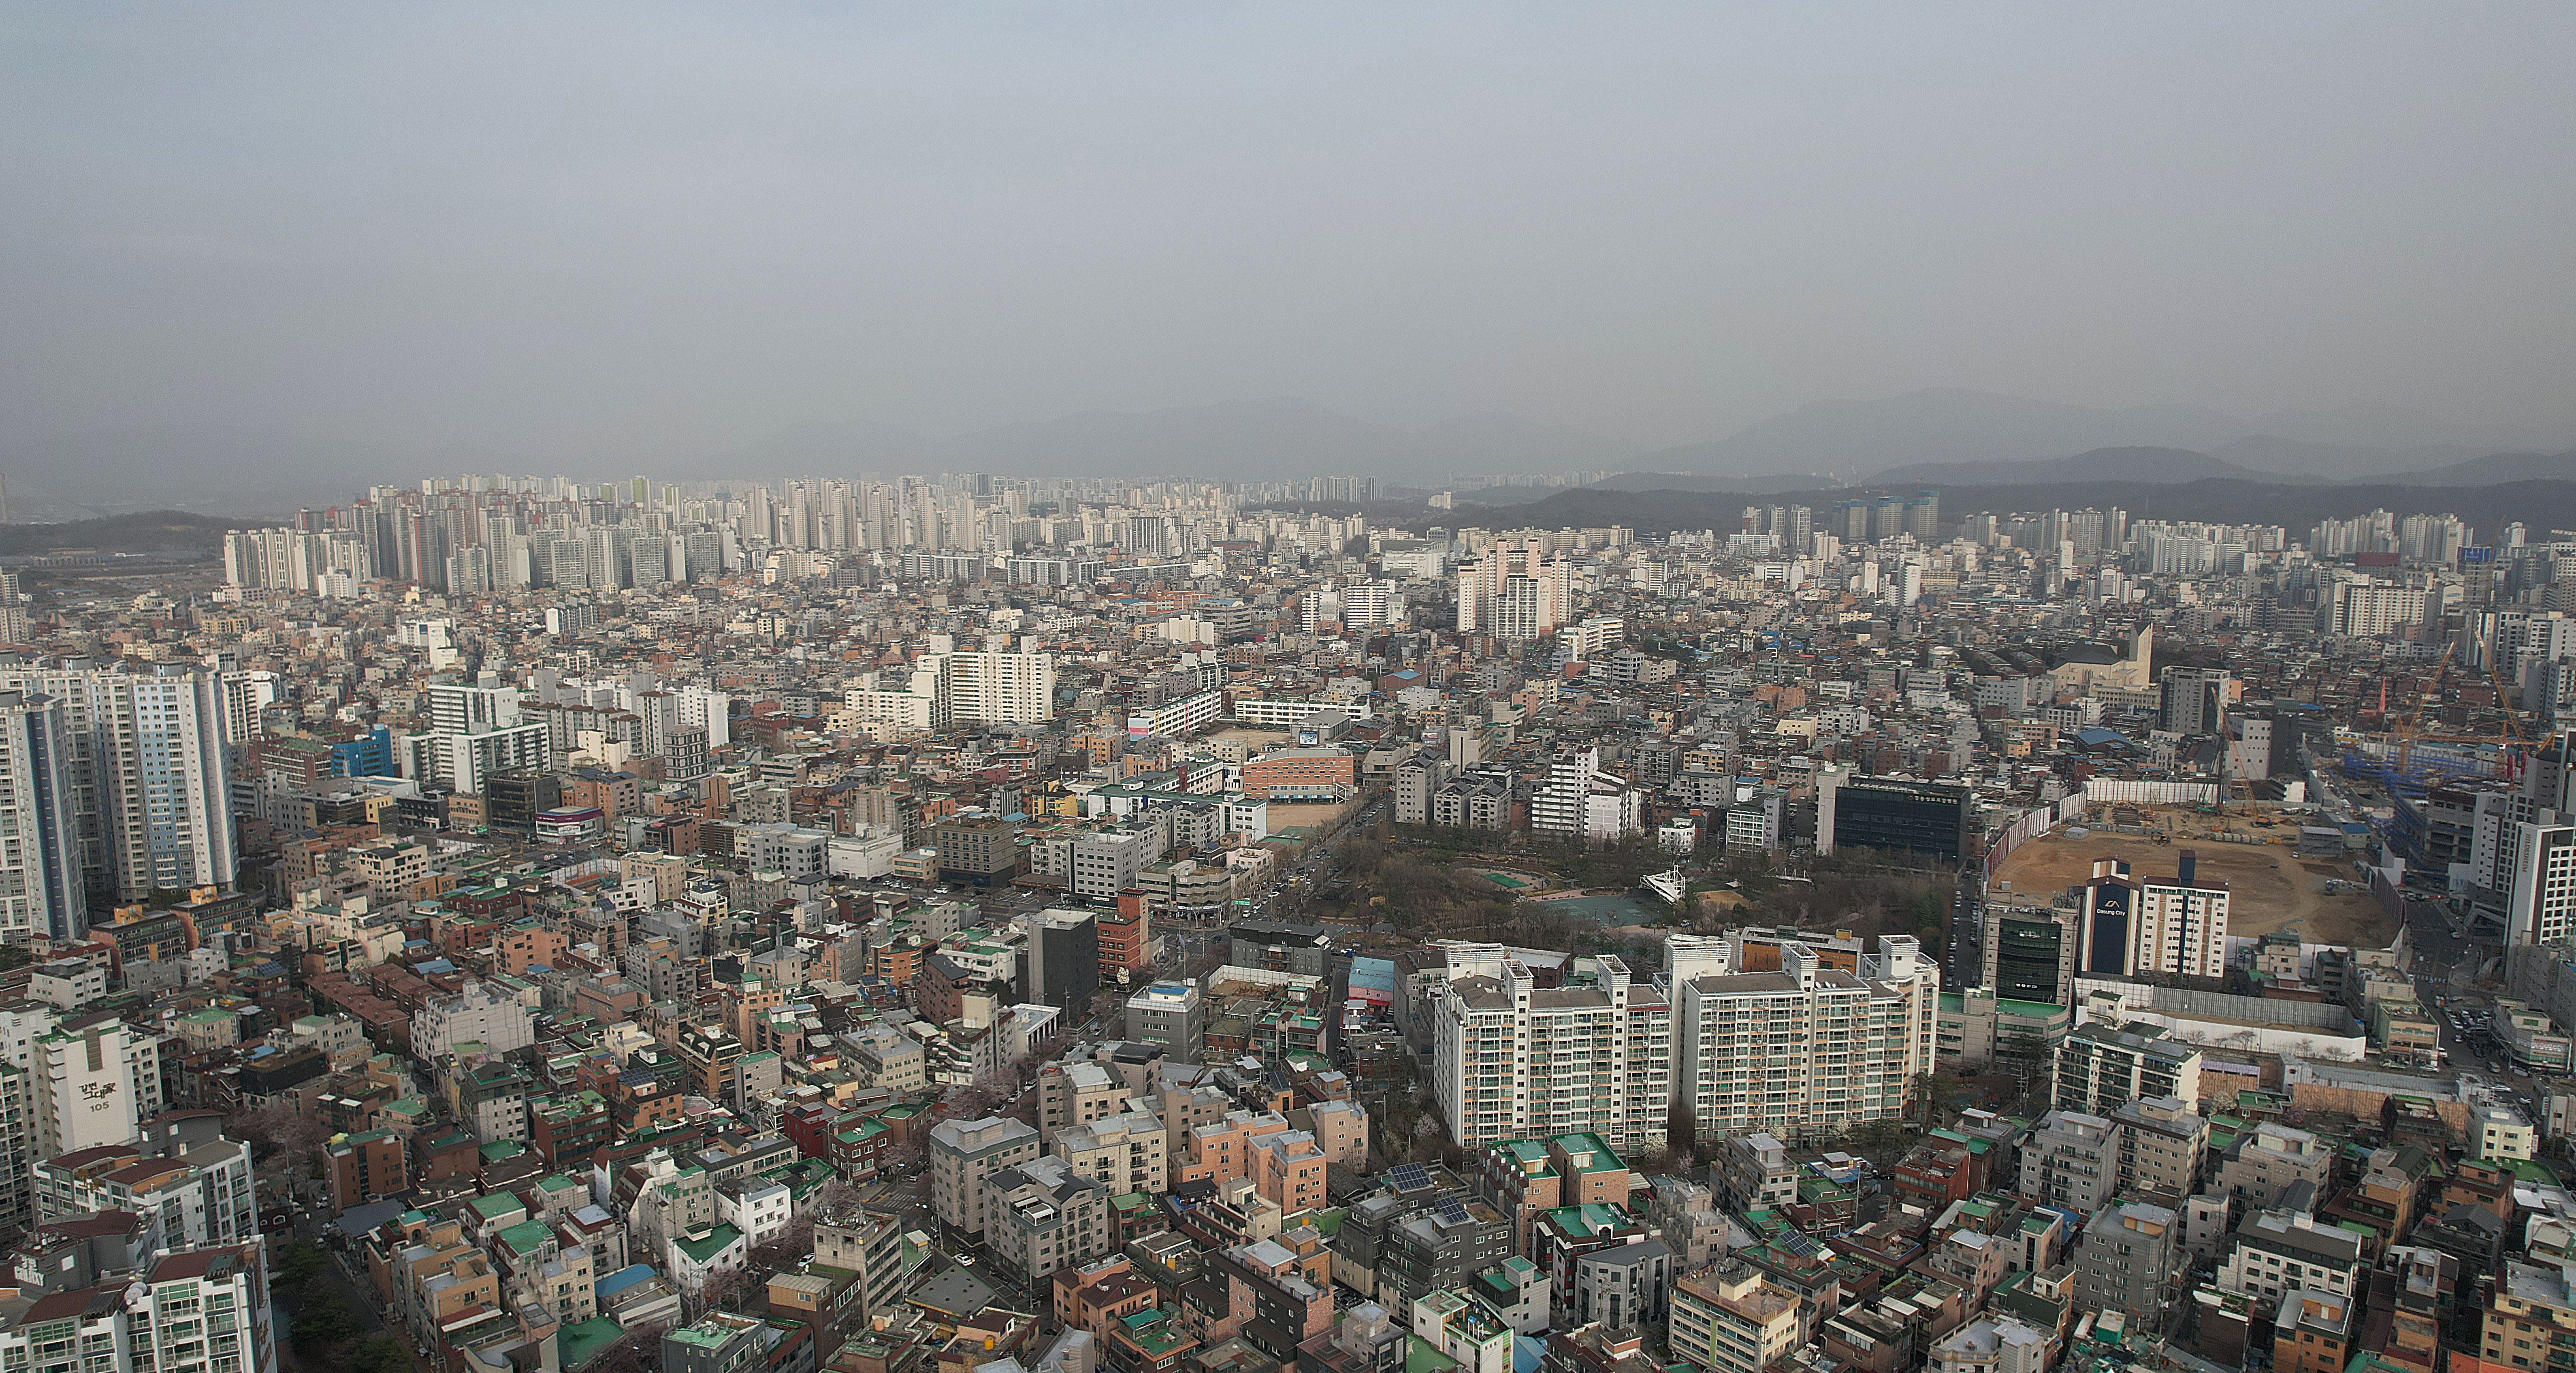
[5,3,2574,472]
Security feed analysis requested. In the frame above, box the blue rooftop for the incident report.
[595,1264,657,1301]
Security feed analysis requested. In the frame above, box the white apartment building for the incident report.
[32,1022,141,1156]
[1528,748,1644,841]
[401,720,552,796]
[845,667,944,731]
[928,1115,1041,1243]
[2321,580,2430,639]
[1666,932,1940,1146]
[2509,823,2576,946]
[1430,945,1670,1157]
[1053,1109,1170,1197]
[413,981,537,1058]
[946,650,1057,725]
[0,1244,273,1373]
[426,682,523,734]
[0,689,89,941]
[2135,872,2230,979]
[0,667,239,903]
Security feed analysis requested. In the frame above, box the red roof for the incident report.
[146,1246,247,1281]
[21,1285,124,1325]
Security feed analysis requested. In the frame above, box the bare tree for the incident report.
[227,1103,331,1195]
[699,1264,761,1314]
[1666,1095,1700,1167]
[749,1180,864,1272]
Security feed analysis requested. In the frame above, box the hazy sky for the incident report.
[5,2,2572,466]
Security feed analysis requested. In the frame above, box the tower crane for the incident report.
[2394,639,2458,775]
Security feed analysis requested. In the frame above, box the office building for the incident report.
[2507,823,2576,946]
[1814,770,1970,862]
[1231,921,1334,977]
[1020,910,1100,1013]
[1126,981,1208,1063]
[2076,859,2139,976]
[1070,831,1151,903]
[934,816,1022,887]
[1983,904,2078,1008]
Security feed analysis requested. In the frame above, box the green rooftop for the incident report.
[1540,1203,1630,1236]
[1118,1309,1188,1358]
[559,1316,627,1369]
[671,1224,745,1265]
[1404,1334,1461,1373]
[468,1193,528,1221]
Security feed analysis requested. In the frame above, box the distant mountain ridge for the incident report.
[1626,387,2552,484]
[1869,445,2289,487]
[2368,449,2576,485]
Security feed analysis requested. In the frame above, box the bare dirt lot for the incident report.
[1266,798,1360,836]
[1992,823,2396,947]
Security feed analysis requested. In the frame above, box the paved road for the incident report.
[2399,886,2568,1122]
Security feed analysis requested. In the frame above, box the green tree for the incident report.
[1850,1119,1908,1153]
[275,1238,327,1294]
[1911,1070,1964,1128]
[293,1291,361,1353]
[349,1334,411,1373]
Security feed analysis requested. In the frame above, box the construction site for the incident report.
[2336,634,2533,801]
[1989,803,2398,946]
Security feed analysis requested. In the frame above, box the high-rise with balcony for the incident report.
[1666,931,1940,1146]
[1430,945,1669,1158]
[0,690,88,940]
[0,665,236,902]
[2054,1020,2204,1115]
[945,648,1056,725]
